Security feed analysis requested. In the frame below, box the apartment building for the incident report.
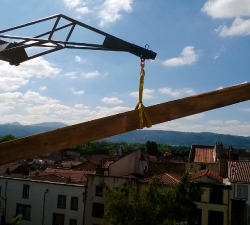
[0,173,86,225]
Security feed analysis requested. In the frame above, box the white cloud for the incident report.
[70,87,85,95]
[65,71,78,79]
[240,107,250,112]
[201,0,250,19]
[76,6,91,15]
[162,46,199,67]
[151,119,250,136]
[0,57,60,91]
[130,89,155,99]
[0,91,59,106]
[101,97,124,104]
[98,0,133,26]
[202,0,250,38]
[158,87,196,98]
[40,86,47,91]
[207,120,224,125]
[0,77,29,91]
[75,55,87,63]
[74,104,89,109]
[217,17,250,37]
[61,0,132,26]
[0,93,132,125]
[82,70,100,78]
[63,0,83,9]
[214,45,226,59]
[158,88,180,98]
[216,86,223,90]
[183,113,204,120]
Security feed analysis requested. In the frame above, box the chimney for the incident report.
[5,167,11,174]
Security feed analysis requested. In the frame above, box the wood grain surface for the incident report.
[0,82,250,165]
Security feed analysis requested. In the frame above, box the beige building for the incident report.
[84,174,138,225]
[191,169,232,225]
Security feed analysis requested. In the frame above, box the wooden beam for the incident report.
[0,82,250,165]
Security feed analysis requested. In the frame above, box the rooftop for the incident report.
[228,161,250,183]
[193,148,215,163]
[191,169,223,183]
[143,172,180,185]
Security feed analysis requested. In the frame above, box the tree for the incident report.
[103,173,203,225]
[146,141,160,155]
[0,134,16,143]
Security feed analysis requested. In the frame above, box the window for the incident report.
[53,213,64,225]
[208,210,223,225]
[22,185,30,199]
[92,203,104,218]
[70,197,78,210]
[70,219,77,225]
[210,186,223,204]
[238,185,248,199]
[95,185,103,197]
[16,204,31,221]
[57,195,66,209]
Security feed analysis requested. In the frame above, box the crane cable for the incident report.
[135,58,152,129]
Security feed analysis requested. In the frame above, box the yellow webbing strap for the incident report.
[135,58,152,129]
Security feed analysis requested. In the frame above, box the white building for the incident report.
[0,174,86,225]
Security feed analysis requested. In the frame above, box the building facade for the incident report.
[191,169,232,225]
[84,174,138,225]
[0,176,86,225]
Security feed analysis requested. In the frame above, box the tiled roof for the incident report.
[191,169,223,183]
[143,173,180,184]
[194,148,215,163]
[61,161,83,168]
[228,161,250,183]
[0,163,21,174]
[31,168,95,183]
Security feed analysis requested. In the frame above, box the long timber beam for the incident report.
[0,82,250,165]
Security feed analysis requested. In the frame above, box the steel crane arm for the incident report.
[0,14,157,66]
[0,82,250,165]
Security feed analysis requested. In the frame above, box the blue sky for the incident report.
[0,0,250,136]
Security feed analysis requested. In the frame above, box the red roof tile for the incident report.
[30,168,95,183]
[61,161,83,168]
[0,163,21,174]
[143,173,180,184]
[228,161,250,183]
[191,169,223,183]
[194,148,215,163]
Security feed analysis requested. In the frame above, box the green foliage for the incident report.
[103,173,203,225]
[146,141,160,156]
[69,141,145,156]
[0,134,16,143]
[12,214,22,225]
[68,140,190,158]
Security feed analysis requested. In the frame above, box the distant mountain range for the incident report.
[0,122,67,138]
[0,122,250,149]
